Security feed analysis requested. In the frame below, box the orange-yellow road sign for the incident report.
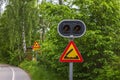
[32,41,40,51]
[59,41,83,62]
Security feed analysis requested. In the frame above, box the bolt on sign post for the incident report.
[58,20,86,80]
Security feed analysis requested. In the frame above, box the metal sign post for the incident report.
[69,62,73,80]
[69,36,74,80]
[32,41,40,61]
[58,20,86,80]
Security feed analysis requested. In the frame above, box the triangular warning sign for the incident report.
[59,41,83,62]
[33,41,40,51]
[33,41,40,48]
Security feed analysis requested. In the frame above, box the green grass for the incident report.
[19,60,66,80]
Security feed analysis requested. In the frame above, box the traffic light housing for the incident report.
[58,20,86,38]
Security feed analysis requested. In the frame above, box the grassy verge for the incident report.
[19,60,65,80]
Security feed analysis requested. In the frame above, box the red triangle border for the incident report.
[59,41,84,63]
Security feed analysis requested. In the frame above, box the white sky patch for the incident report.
[1,3,6,10]
[38,0,42,4]
[0,1,8,14]
[71,5,79,9]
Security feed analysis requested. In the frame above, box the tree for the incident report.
[39,0,120,80]
[0,0,40,65]
[59,0,63,5]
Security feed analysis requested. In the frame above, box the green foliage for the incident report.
[19,60,66,80]
[8,49,24,66]
[0,0,120,80]
[0,0,40,64]
[39,1,120,80]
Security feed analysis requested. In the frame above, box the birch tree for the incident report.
[0,0,40,65]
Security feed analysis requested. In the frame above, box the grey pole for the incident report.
[69,35,74,80]
[36,51,38,61]
[69,62,73,80]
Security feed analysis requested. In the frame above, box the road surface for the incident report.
[0,64,31,80]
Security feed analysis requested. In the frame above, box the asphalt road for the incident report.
[0,64,31,80]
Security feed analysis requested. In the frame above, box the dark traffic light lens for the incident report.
[73,25,81,32]
[63,25,70,32]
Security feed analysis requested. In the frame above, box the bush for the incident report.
[19,60,66,80]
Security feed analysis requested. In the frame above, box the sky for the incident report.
[0,0,78,14]
[39,0,60,4]
[0,0,7,14]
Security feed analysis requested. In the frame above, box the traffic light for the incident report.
[58,20,86,38]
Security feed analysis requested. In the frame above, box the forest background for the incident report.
[0,0,120,80]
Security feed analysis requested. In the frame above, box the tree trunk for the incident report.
[22,23,26,54]
[50,0,52,3]
[21,4,26,55]
[59,0,63,5]
[42,27,45,42]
